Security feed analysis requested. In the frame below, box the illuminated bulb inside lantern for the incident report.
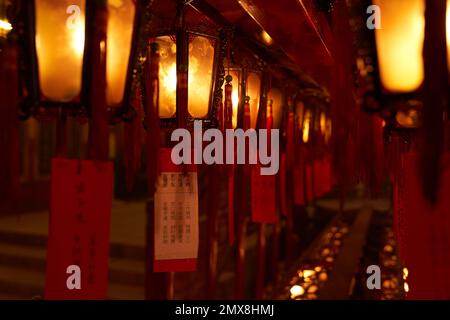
[232,88,239,128]
[302,110,312,143]
[403,268,409,280]
[374,0,450,92]
[157,35,215,118]
[302,121,310,143]
[290,285,305,298]
[35,0,86,101]
[404,282,409,293]
[319,112,326,135]
[70,19,85,57]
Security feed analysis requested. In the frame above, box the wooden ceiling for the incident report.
[189,0,335,91]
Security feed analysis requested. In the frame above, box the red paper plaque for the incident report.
[45,159,113,300]
[251,165,277,224]
[154,149,198,272]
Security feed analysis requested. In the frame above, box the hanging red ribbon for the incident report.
[0,45,20,211]
[87,4,109,161]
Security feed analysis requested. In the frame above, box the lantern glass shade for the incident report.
[269,88,283,129]
[35,0,85,102]
[106,0,136,106]
[247,71,261,129]
[156,35,216,119]
[302,109,312,143]
[319,112,326,135]
[0,1,12,38]
[156,35,177,118]
[296,101,305,131]
[188,35,215,119]
[374,0,450,93]
[222,69,240,128]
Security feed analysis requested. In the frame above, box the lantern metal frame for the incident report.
[147,0,224,129]
[17,0,147,122]
[223,44,266,130]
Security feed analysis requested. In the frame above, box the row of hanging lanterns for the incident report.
[4,0,330,141]
[373,0,450,130]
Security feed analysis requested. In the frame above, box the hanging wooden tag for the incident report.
[251,165,277,224]
[153,148,198,272]
[45,159,113,300]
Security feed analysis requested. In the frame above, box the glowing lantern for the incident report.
[0,0,13,39]
[374,0,450,94]
[19,0,141,118]
[148,1,223,127]
[302,109,313,143]
[155,34,217,120]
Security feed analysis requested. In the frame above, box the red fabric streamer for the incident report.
[419,0,448,205]
[87,4,109,161]
[0,45,20,211]
[224,78,235,244]
[330,0,358,194]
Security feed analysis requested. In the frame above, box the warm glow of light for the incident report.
[0,19,12,37]
[303,269,315,279]
[70,19,85,57]
[290,285,305,298]
[247,72,261,129]
[302,110,312,143]
[232,87,239,128]
[404,282,410,293]
[374,0,425,93]
[35,0,85,101]
[106,0,135,105]
[319,112,326,135]
[188,36,215,118]
[403,268,409,280]
[447,1,450,67]
[374,0,450,93]
[157,36,177,118]
[156,35,215,119]
[269,88,283,129]
[261,30,273,45]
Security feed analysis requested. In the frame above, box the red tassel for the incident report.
[224,76,235,244]
[0,45,20,210]
[419,0,448,205]
[331,0,358,195]
[87,4,109,161]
